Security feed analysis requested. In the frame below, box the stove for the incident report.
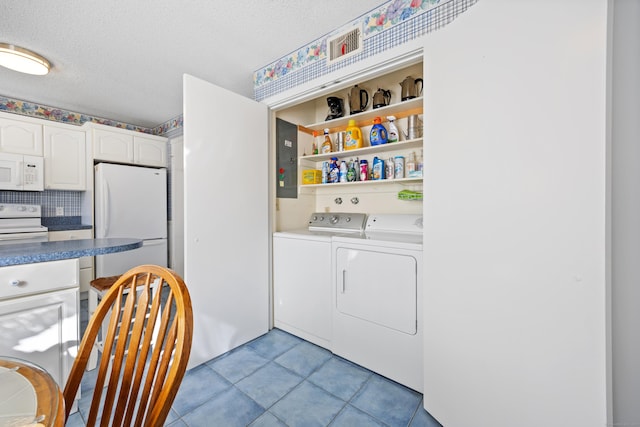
[0,203,48,245]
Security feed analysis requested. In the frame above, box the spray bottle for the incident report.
[386,116,399,142]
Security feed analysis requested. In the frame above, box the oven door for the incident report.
[0,231,48,245]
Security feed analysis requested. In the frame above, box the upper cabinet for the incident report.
[92,128,134,163]
[0,114,43,156]
[44,124,87,190]
[91,125,167,167]
[133,135,167,167]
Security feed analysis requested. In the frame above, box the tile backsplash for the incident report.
[0,190,83,217]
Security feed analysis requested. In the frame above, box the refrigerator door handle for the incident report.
[102,180,111,237]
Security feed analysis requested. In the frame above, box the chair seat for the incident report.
[90,275,121,292]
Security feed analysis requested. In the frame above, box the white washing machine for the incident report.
[332,214,423,392]
[272,213,367,349]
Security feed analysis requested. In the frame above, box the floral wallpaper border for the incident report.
[253,0,442,89]
[0,95,155,134]
[153,114,183,136]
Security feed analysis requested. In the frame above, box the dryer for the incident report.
[331,214,423,392]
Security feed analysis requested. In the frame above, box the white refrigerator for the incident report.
[94,162,168,277]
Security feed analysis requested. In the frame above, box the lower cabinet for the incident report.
[0,259,79,393]
[48,229,94,293]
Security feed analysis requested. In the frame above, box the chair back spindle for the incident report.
[64,265,193,427]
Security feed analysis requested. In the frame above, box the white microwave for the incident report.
[0,153,44,191]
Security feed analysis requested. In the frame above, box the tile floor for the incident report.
[66,299,442,427]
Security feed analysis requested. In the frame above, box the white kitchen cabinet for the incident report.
[92,127,133,163]
[48,230,94,293]
[91,125,167,167]
[0,113,43,156]
[44,124,87,190]
[134,135,167,167]
[0,259,78,390]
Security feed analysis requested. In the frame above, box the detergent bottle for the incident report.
[372,156,385,180]
[344,120,363,150]
[369,117,388,146]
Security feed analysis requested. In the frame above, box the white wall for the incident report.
[611,0,640,425]
[421,1,608,426]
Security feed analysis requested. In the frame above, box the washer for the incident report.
[273,213,366,349]
[331,214,423,392]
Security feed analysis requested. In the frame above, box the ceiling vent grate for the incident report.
[327,26,363,65]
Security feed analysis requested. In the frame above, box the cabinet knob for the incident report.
[9,279,21,287]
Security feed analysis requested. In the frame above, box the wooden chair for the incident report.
[87,274,161,370]
[64,265,193,426]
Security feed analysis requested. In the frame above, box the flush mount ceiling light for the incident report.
[0,43,50,75]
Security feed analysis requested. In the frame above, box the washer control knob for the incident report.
[330,215,339,224]
[17,206,26,211]
[345,217,351,222]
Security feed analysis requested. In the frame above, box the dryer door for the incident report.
[336,247,417,335]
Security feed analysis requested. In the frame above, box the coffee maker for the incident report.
[325,96,345,121]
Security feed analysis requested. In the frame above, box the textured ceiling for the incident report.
[0,0,383,128]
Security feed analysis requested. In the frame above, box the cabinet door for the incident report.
[0,288,77,388]
[421,1,607,426]
[184,74,269,369]
[44,126,87,190]
[93,129,133,163]
[0,117,43,156]
[134,136,166,167]
[48,230,93,293]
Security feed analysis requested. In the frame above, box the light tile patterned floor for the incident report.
[67,300,442,427]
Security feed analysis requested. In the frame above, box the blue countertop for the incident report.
[0,238,142,267]
[46,224,93,232]
[42,216,92,232]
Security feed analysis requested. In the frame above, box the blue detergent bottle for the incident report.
[370,117,388,146]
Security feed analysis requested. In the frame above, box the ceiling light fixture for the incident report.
[0,43,50,75]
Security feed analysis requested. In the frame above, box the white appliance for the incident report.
[94,162,167,277]
[183,74,269,369]
[0,153,43,191]
[273,213,367,349]
[0,204,77,410]
[332,214,423,392]
[0,203,48,244]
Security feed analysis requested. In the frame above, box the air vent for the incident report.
[327,26,363,65]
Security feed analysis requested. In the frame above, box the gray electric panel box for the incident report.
[276,118,298,199]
